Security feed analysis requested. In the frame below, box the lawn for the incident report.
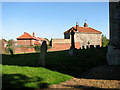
[2,47,108,88]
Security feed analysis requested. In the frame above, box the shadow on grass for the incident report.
[3,47,119,81]
[2,53,41,67]
[46,48,109,78]
[2,74,49,89]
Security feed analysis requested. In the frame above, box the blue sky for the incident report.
[2,2,109,41]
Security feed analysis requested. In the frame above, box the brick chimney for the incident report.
[84,23,88,27]
[33,32,35,37]
[76,22,79,31]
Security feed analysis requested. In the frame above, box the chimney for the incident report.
[84,23,88,27]
[33,32,35,37]
[76,22,79,31]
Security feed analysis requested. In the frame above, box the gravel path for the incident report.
[49,65,120,89]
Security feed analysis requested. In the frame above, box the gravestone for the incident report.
[90,45,94,49]
[96,45,100,48]
[69,29,77,56]
[9,48,14,56]
[79,47,81,49]
[39,41,47,66]
[107,1,120,65]
[86,45,89,49]
[82,46,85,49]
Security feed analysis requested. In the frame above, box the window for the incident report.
[25,40,26,42]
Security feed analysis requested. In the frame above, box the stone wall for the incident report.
[74,32,102,47]
[50,32,102,51]
[106,1,120,65]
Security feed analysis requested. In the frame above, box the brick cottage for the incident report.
[17,32,49,46]
[49,22,102,51]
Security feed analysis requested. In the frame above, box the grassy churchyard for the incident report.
[2,47,108,88]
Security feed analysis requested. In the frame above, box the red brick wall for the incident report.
[49,42,80,51]
[3,47,36,54]
[75,42,80,49]
[15,47,35,54]
[17,40,34,46]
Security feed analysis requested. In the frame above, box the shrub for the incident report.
[34,45,41,53]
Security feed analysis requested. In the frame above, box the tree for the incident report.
[44,38,50,43]
[7,39,16,46]
[102,34,109,47]
[2,39,7,42]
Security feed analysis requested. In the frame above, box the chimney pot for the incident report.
[33,32,35,37]
[76,22,78,25]
[76,22,79,31]
[84,23,88,27]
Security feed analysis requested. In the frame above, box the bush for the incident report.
[102,34,110,47]
[34,45,41,53]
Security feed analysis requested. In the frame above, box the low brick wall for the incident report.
[49,42,80,51]
[49,43,71,51]
[75,42,80,49]
[14,47,36,54]
[3,47,36,54]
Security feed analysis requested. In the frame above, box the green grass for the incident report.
[2,47,108,88]
[2,65,72,88]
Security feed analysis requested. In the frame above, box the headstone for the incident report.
[69,29,77,56]
[107,1,120,65]
[86,45,89,49]
[96,45,100,48]
[82,46,85,49]
[9,48,14,56]
[90,45,94,49]
[79,47,81,49]
[39,41,47,66]
[87,41,90,48]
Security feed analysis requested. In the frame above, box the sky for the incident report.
[2,2,109,41]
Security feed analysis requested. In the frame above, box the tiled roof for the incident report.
[37,37,48,42]
[17,32,49,45]
[37,37,45,41]
[34,41,41,45]
[64,26,102,34]
[17,32,35,39]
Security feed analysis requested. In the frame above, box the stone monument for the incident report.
[39,41,47,66]
[107,1,120,65]
[68,29,77,56]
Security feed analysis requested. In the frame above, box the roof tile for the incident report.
[64,26,102,34]
[17,32,34,39]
